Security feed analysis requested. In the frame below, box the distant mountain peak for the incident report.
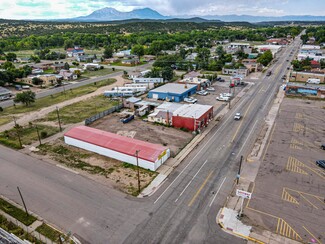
[74,7,167,21]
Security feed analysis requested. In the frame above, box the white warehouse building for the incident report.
[64,126,170,171]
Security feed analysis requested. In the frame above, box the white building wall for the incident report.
[133,78,163,83]
[64,136,167,171]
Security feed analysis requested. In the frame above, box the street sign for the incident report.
[236,189,252,199]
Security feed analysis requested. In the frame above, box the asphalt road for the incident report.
[0,38,302,244]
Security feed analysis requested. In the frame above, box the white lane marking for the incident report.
[154,97,250,204]
[237,119,259,157]
[262,85,278,110]
[174,160,209,202]
[209,177,227,207]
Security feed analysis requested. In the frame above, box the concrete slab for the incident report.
[220,208,252,237]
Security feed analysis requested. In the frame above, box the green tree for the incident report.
[14,91,36,106]
[2,61,15,70]
[103,46,113,59]
[30,55,40,63]
[32,77,44,86]
[161,67,174,81]
[131,44,145,60]
[5,52,17,62]
[257,50,273,66]
[64,62,70,70]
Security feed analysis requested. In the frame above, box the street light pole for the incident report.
[236,155,243,185]
[135,150,141,194]
[56,106,62,132]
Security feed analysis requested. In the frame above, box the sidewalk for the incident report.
[139,82,252,198]
[216,87,301,243]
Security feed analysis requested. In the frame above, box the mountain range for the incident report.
[63,7,325,23]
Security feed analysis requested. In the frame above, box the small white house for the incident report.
[64,126,170,171]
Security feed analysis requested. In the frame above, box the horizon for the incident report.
[0,0,324,20]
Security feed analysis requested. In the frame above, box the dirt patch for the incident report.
[35,139,157,196]
[90,112,194,157]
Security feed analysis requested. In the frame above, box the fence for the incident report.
[85,104,123,125]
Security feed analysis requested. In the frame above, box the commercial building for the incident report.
[285,82,325,98]
[172,104,213,131]
[148,83,197,102]
[133,78,164,84]
[290,71,325,83]
[255,45,282,56]
[178,77,211,91]
[64,126,170,171]
[148,102,183,125]
[222,67,249,77]
[241,59,263,72]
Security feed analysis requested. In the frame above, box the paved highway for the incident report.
[0,37,301,243]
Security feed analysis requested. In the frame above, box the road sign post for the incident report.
[236,189,252,218]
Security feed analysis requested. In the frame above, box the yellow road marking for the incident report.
[246,206,279,219]
[299,193,318,209]
[295,112,303,119]
[261,122,276,162]
[231,99,255,142]
[284,187,324,199]
[286,156,308,175]
[293,122,304,133]
[289,138,302,150]
[303,226,322,244]
[188,170,213,207]
[276,218,302,241]
[281,188,299,204]
[315,196,325,205]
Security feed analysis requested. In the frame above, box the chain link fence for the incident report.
[85,104,123,125]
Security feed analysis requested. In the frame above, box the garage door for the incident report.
[152,93,158,99]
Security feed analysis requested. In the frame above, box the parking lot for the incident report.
[245,98,325,243]
[90,113,194,157]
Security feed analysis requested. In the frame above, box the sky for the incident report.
[0,0,324,20]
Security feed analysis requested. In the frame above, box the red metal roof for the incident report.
[64,126,168,163]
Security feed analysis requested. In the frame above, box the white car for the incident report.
[234,112,242,120]
[197,90,209,96]
[216,96,229,101]
[206,87,215,91]
[184,97,197,103]
[221,93,233,97]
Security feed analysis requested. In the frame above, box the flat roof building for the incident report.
[148,83,197,102]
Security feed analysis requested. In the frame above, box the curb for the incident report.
[216,208,265,244]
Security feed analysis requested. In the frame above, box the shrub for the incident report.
[40,131,48,138]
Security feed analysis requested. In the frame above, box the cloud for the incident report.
[0,0,323,19]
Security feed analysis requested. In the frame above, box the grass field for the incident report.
[81,68,119,78]
[36,223,64,242]
[0,124,58,149]
[0,79,116,117]
[43,95,119,124]
[0,198,37,226]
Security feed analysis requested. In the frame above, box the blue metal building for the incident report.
[148,83,197,102]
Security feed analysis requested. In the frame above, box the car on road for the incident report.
[234,112,241,120]
[316,160,325,169]
[206,87,215,91]
[216,96,229,101]
[266,71,272,76]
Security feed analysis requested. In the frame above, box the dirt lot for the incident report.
[90,113,194,157]
[35,138,157,196]
[245,97,325,243]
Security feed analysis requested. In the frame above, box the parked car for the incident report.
[197,90,209,96]
[184,97,197,103]
[221,93,232,97]
[206,87,215,91]
[234,112,242,120]
[121,115,134,123]
[216,96,229,101]
[266,71,272,76]
[321,144,325,150]
[316,160,325,169]
[219,79,225,82]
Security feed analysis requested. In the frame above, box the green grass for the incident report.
[0,124,58,149]
[1,79,116,116]
[82,68,119,78]
[36,223,63,242]
[0,214,43,244]
[0,198,37,226]
[0,116,12,126]
[43,95,119,124]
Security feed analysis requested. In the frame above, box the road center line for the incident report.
[208,177,227,207]
[175,159,208,202]
[188,170,213,207]
[154,94,250,204]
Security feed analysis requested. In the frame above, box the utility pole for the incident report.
[13,116,22,148]
[135,150,141,194]
[236,155,243,185]
[56,107,62,132]
[17,187,29,217]
[35,125,42,146]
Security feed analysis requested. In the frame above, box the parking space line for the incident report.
[289,138,302,150]
[295,112,303,119]
[299,193,318,209]
[293,122,304,133]
[246,206,279,219]
[276,218,302,241]
[303,226,321,244]
[281,188,299,204]
[286,156,308,175]
[188,170,213,207]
